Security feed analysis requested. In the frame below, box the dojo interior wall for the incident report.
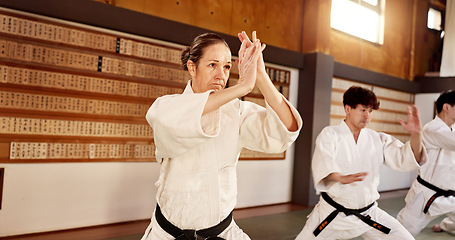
[99,0,445,81]
[0,3,300,237]
[0,0,454,238]
[415,93,440,125]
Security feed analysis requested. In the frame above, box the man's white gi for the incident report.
[397,116,455,235]
[296,120,422,240]
[141,82,302,239]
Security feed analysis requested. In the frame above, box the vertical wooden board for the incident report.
[262,0,304,52]
[0,142,10,159]
[413,0,443,76]
[302,0,332,53]
[229,0,266,39]
[190,0,233,34]
[381,0,413,79]
[144,0,192,24]
[0,167,3,209]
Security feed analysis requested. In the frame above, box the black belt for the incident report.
[417,175,455,214]
[155,204,232,240]
[313,192,391,237]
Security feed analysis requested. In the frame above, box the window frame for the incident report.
[427,6,444,32]
[331,0,385,44]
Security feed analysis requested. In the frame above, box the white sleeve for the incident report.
[238,98,302,153]
[423,124,455,151]
[146,91,219,160]
[311,127,342,192]
[380,132,423,171]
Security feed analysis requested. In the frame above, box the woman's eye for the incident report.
[209,63,215,67]
[225,65,231,70]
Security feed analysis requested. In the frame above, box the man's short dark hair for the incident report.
[436,90,455,114]
[343,86,380,110]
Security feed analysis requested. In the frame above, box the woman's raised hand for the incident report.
[236,35,262,95]
[238,31,267,74]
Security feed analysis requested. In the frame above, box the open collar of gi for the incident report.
[183,80,194,94]
[339,119,352,134]
[183,80,215,95]
[434,115,455,131]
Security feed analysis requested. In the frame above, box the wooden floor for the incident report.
[1,203,309,240]
[1,190,408,240]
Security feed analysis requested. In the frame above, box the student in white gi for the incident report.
[397,90,455,235]
[141,31,302,240]
[295,86,426,240]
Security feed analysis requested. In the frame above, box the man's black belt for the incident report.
[313,192,391,237]
[417,175,455,214]
[155,204,232,240]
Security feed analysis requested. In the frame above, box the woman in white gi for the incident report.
[141,31,302,240]
[295,86,426,239]
[397,90,455,235]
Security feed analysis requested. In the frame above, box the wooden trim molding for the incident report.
[0,167,4,210]
[334,62,421,93]
[416,76,455,93]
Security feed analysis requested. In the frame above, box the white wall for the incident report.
[0,149,298,237]
[235,65,300,208]
[415,93,440,125]
[0,163,159,236]
[377,92,440,192]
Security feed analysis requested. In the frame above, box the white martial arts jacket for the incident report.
[145,82,302,230]
[312,120,422,209]
[414,116,455,215]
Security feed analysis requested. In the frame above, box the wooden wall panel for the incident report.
[0,8,292,163]
[304,0,442,80]
[97,0,443,80]
[382,0,414,78]
[412,0,444,76]
[262,0,304,51]
[103,0,304,52]
[0,142,8,159]
[230,0,266,38]
[114,0,145,13]
[143,0,192,24]
[301,0,332,53]
[191,0,233,34]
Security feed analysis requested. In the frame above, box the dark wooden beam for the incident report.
[292,52,333,206]
[416,76,455,93]
[334,62,421,93]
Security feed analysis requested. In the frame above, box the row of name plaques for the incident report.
[8,142,283,161]
[10,142,155,160]
[0,11,290,84]
[0,8,288,162]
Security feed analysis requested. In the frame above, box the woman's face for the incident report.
[189,43,232,93]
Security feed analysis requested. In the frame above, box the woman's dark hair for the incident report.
[436,90,455,114]
[343,86,380,110]
[181,32,230,70]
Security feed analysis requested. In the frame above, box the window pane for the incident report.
[363,0,378,6]
[331,0,380,43]
[427,7,442,31]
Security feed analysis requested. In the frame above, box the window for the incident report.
[427,7,443,31]
[330,0,385,44]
